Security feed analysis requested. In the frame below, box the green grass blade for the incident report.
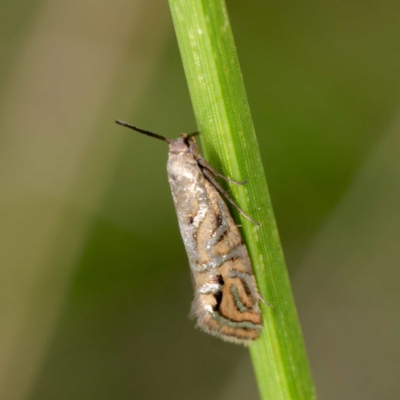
[168,1,316,399]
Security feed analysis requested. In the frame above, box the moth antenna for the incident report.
[115,120,171,144]
[187,131,199,137]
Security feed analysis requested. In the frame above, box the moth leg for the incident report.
[202,169,260,225]
[197,158,247,185]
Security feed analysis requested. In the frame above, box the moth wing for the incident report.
[190,180,263,344]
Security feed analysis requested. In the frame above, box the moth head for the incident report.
[169,137,189,154]
[168,133,199,155]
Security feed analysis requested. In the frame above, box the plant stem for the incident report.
[168,1,316,399]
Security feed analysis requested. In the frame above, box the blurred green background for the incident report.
[1,1,399,399]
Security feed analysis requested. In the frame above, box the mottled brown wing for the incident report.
[189,178,262,344]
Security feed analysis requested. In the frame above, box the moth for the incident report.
[116,120,263,344]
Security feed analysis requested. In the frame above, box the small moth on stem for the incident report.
[116,120,263,344]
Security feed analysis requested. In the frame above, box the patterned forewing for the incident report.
[167,150,262,344]
[191,178,262,344]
